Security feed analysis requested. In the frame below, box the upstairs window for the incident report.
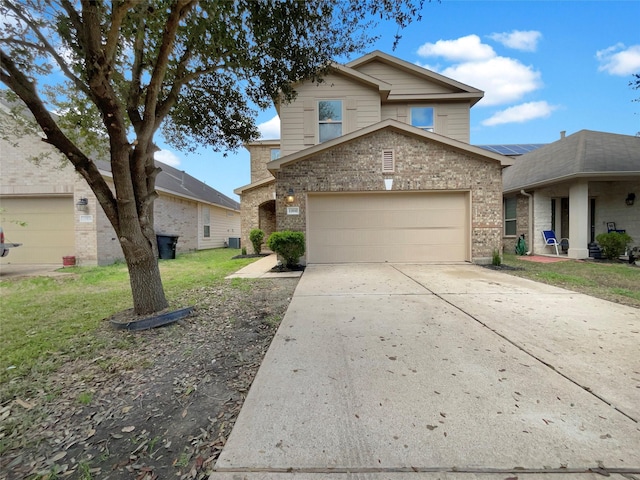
[318,100,342,143]
[410,107,434,132]
[270,148,280,160]
[504,197,517,236]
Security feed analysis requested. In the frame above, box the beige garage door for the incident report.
[307,192,469,263]
[0,197,74,264]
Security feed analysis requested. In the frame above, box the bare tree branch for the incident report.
[3,1,90,97]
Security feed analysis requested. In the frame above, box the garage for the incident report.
[0,196,75,264]
[306,191,470,263]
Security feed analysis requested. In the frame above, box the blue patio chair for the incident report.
[541,230,567,256]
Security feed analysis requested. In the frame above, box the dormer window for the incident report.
[318,100,342,143]
[410,106,434,132]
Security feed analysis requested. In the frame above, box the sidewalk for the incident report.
[226,254,303,279]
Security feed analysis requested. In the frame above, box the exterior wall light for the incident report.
[286,188,295,204]
[76,197,89,212]
[625,193,635,206]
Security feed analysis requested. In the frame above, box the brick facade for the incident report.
[273,129,503,263]
[239,182,275,253]
[1,119,239,265]
[245,142,279,183]
[503,194,530,254]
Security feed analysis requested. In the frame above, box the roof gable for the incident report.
[347,50,484,106]
[503,130,640,192]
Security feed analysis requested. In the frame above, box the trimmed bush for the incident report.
[492,249,502,266]
[596,231,633,260]
[249,228,264,254]
[266,231,305,267]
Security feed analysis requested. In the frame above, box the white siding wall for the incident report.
[198,204,241,249]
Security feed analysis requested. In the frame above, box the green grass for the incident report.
[0,248,257,392]
[502,254,640,307]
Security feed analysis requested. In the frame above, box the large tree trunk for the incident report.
[123,237,168,315]
[110,143,169,316]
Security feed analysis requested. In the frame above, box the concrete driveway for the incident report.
[213,264,640,479]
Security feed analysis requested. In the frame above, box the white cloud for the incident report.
[482,101,558,126]
[597,43,640,76]
[258,114,280,139]
[417,35,543,106]
[417,34,495,62]
[489,30,542,52]
[441,56,542,106]
[154,149,181,167]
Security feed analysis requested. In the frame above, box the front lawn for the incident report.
[502,254,640,308]
[0,248,256,392]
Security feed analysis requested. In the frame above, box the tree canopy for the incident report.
[0,0,424,314]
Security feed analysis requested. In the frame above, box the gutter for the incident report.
[520,189,533,255]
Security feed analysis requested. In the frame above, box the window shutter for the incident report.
[382,149,395,173]
[303,99,315,145]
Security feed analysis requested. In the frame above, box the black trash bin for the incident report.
[156,234,179,259]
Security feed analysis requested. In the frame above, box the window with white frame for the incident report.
[270,148,280,160]
[410,107,434,132]
[504,197,517,236]
[318,100,342,143]
[203,207,210,238]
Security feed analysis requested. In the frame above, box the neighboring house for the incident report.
[236,51,512,264]
[502,130,640,258]
[0,106,240,266]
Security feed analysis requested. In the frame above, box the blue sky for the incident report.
[156,1,640,201]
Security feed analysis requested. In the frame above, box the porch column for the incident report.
[568,180,589,259]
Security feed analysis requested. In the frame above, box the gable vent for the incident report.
[382,149,395,173]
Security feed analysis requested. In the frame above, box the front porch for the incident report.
[531,179,639,259]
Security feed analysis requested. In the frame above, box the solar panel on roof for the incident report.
[476,144,546,156]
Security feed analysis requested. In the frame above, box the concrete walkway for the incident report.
[226,254,303,279]
[212,263,640,479]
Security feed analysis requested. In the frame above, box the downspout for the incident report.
[520,189,533,255]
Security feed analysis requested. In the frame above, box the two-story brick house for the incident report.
[235,51,512,264]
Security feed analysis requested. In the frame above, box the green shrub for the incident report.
[492,249,502,266]
[266,231,305,267]
[596,231,633,260]
[249,228,264,254]
[241,246,247,255]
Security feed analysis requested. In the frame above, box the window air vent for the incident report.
[382,149,395,173]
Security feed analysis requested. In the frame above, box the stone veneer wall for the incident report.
[246,143,279,183]
[274,129,503,262]
[239,182,275,253]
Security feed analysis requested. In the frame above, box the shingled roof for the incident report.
[503,130,640,193]
[97,160,240,211]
